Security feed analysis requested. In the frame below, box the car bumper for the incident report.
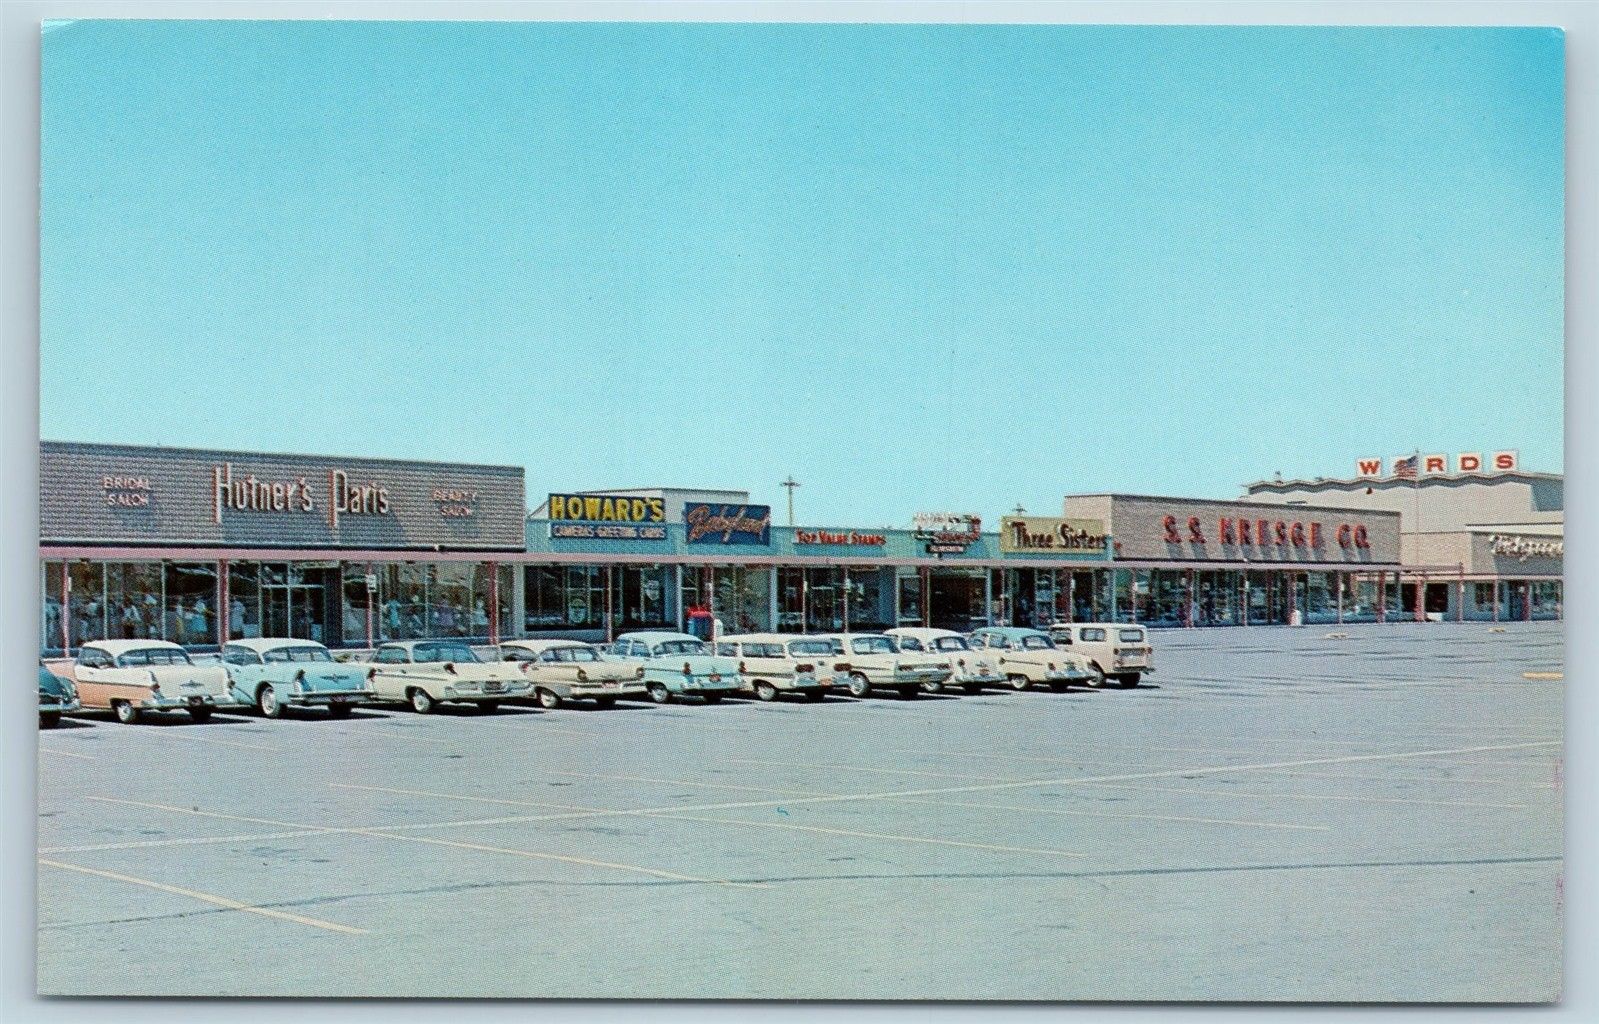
[1048,668,1095,683]
[675,675,742,693]
[950,671,1001,687]
[1112,665,1153,674]
[142,693,249,710]
[39,698,81,714]
[567,681,649,698]
[442,683,532,700]
[893,669,951,685]
[290,689,376,706]
[769,675,833,691]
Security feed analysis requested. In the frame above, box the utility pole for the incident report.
[781,476,801,527]
[1012,503,1026,516]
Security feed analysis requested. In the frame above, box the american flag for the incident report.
[1394,455,1418,479]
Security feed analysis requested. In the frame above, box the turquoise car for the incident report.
[38,663,81,729]
[604,631,743,704]
[222,638,376,718]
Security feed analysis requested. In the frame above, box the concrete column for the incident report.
[1377,571,1387,624]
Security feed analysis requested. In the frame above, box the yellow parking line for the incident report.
[1523,671,1563,680]
[1070,781,1528,810]
[85,795,757,889]
[38,858,366,935]
[38,747,94,760]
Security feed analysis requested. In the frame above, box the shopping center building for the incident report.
[39,440,1556,654]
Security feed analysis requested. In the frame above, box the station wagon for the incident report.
[1048,623,1155,687]
[48,639,245,723]
[604,631,742,704]
[222,638,377,718]
[816,632,950,699]
[499,639,647,708]
[967,627,1094,691]
[885,627,1002,693]
[716,633,836,702]
[368,639,532,713]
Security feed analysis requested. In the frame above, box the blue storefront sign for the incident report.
[683,503,772,546]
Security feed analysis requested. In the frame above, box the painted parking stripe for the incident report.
[330,781,609,813]
[38,858,366,935]
[41,830,331,854]
[84,795,758,889]
[120,730,282,752]
[726,757,1016,782]
[656,812,1085,858]
[577,770,1327,832]
[1068,781,1528,810]
[38,747,95,760]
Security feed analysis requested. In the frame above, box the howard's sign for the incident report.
[547,493,666,524]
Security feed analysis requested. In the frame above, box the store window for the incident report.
[523,565,603,632]
[430,562,474,637]
[620,565,670,630]
[804,567,845,632]
[709,566,772,633]
[844,567,891,632]
[105,562,163,640]
[163,562,218,646]
[896,572,923,626]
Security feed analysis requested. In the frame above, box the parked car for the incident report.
[38,663,81,729]
[817,632,950,699]
[498,639,647,708]
[46,639,244,723]
[885,627,1003,693]
[1047,623,1155,688]
[716,633,836,702]
[967,627,1094,691]
[604,631,742,704]
[368,639,531,713]
[221,638,377,718]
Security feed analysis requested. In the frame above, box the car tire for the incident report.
[846,673,872,698]
[257,684,284,719]
[326,703,355,718]
[702,693,723,704]
[921,679,944,694]
[593,696,617,708]
[536,688,562,709]
[409,688,435,714]
[1008,674,1030,691]
[804,690,826,702]
[754,680,778,702]
[1089,666,1107,688]
[113,700,140,725]
[478,701,500,714]
[647,682,672,704]
[1119,673,1141,688]
[40,711,61,729]
[897,686,919,700]
[188,706,212,723]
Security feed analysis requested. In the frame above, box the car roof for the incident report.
[616,631,699,644]
[375,639,477,650]
[885,627,961,639]
[83,639,184,655]
[818,632,891,640]
[501,639,589,653]
[720,633,795,645]
[225,637,329,653]
[973,626,1048,638]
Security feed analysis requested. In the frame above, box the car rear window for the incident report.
[1119,629,1146,643]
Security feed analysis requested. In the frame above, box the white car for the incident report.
[716,633,837,702]
[1047,623,1155,688]
[51,639,245,724]
[817,633,951,700]
[499,639,647,708]
[967,627,1095,691]
[886,627,1003,693]
[368,639,532,713]
[604,631,743,704]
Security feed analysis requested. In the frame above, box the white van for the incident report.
[1047,623,1154,688]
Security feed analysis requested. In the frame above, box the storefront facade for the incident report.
[40,441,526,654]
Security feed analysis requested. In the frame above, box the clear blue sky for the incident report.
[40,21,1564,526]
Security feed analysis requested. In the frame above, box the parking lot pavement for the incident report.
[36,621,1562,1000]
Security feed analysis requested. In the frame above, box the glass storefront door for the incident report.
[929,569,986,631]
[260,563,337,645]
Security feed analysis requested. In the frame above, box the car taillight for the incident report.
[682,662,693,676]
[577,669,589,682]
[635,667,645,678]
[795,663,813,673]
[834,662,851,672]
[367,667,378,681]
[518,661,531,674]
[444,663,457,675]
[1048,662,1057,671]
[956,659,966,669]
